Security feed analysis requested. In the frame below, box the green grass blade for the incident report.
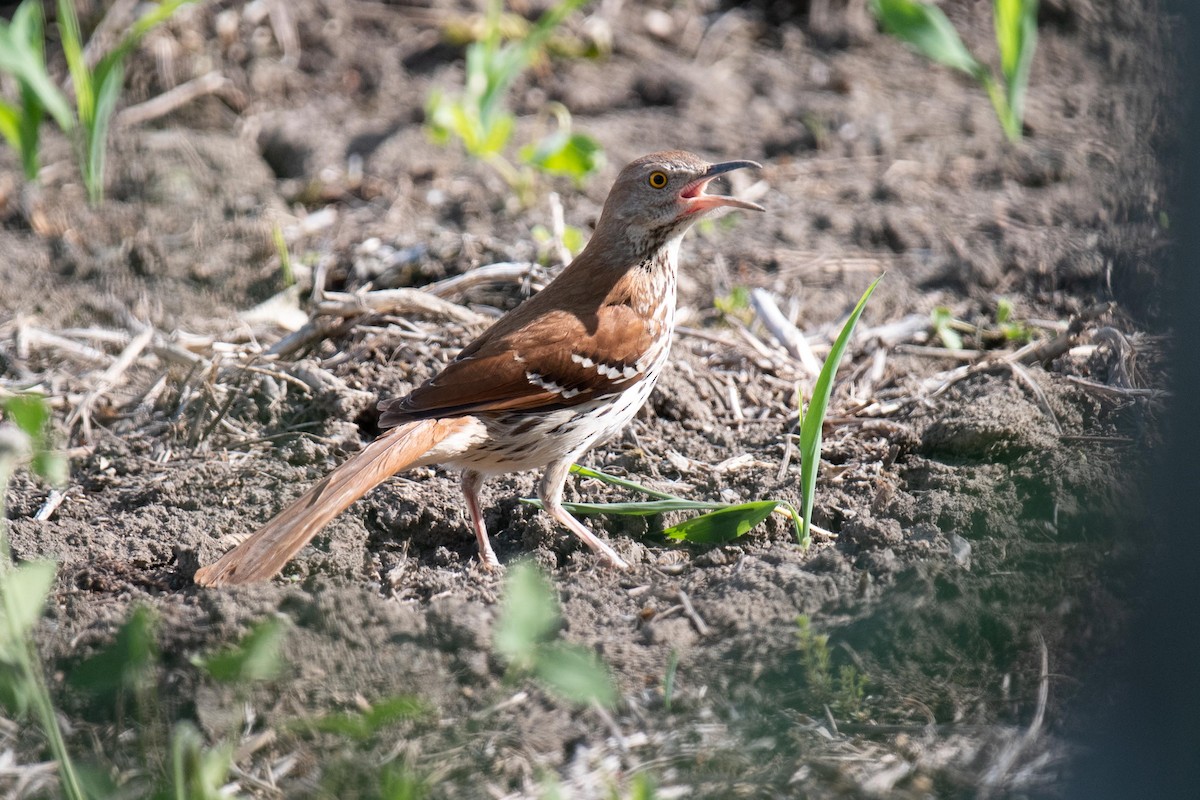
[663,501,782,544]
[0,100,24,157]
[568,464,680,500]
[57,0,93,127]
[125,0,194,44]
[798,276,883,547]
[83,59,123,204]
[17,82,44,179]
[0,2,73,133]
[296,695,426,741]
[522,498,728,516]
[995,0,1037,138]
[870,0,986,79]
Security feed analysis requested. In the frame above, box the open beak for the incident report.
[680,159,765,214]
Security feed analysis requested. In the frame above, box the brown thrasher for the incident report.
[194,151,763,587]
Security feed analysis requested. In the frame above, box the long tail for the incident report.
[194,417,479,587]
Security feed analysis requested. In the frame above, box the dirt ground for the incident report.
[0,0,1174,796]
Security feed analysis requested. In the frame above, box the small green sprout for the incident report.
[795,616,868,717]
[714,285,753,324]
[496,562,617,707]
[994,297,1036,342]
[532,221,586,263]
[165,721,234,800]
[798,276,882,546]
[191,616,288,684]
[523,464,804,546]
[0,1,74,180]
[931,305,964,350]
[427,0,603,200]
[0,394,83,800]
[662,649,679,712]
[297,695,426,741]
[871,0,1038,142]
[272,224,295,287]
[57,0,195,204]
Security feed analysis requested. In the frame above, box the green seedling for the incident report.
[297,694,425,742]
[531,221,586,263]
[612,772,658,800]
[931,305,964,350]
[163,721,234,800]
[191,616,287,685]
[662,649,679,712]
[272,224,295,287]
[70,605,159,733]
[931,300,1038,349]
[994,297,1036,342]
[0,0,74,180]
[714,285,753,324]
[798,276,882,547]
[427,0,603,200]
[523,464,804,545]
[320,758,429,800]
[495,562,617,707]
[795,615,868,717]
[871,0,1038,142]
[0,394,83,800]
[57,0,195,204]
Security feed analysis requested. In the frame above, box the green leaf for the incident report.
[0,100,22,151]
[0,1,72,133]
[167,721,232,800]
[31,450,67,486]
[377,763,428,800]
[124,0,194,46]
[0,560,55,651]
[627,772,658,800]
[17,80,44,179]
[561,225,585,256]
[520,131,604,182]
[0,660,34,717]
[662,648,679,712]
[298,695,425,741]
[714,285,753,321]
[567,464,679,500]
[523,498,727,516]
[192,617,287,684]
[1,394,49,441]
[534,641,617,708]
[798,276,882,547]
[83,58,124,204]
[870,0,986,79]
[995,0,1037,134]
[57,0,93,128]
[931,306,964,350]
[495,562,559,666]
[664,501,783,543]
[995,297,1014,325]
[69,606,158,701]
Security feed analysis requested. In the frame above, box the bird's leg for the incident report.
[539,459,630,570]
[461,469,500,569]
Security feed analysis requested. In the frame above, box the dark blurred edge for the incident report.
[1067,2,1200,797]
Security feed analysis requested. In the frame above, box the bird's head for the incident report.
[593,151,764,257]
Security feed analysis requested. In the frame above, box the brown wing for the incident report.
[379,302,655,426]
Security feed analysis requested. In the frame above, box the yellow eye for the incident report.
[648,171,668,189]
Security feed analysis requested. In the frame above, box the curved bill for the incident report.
[681,159,765,213]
